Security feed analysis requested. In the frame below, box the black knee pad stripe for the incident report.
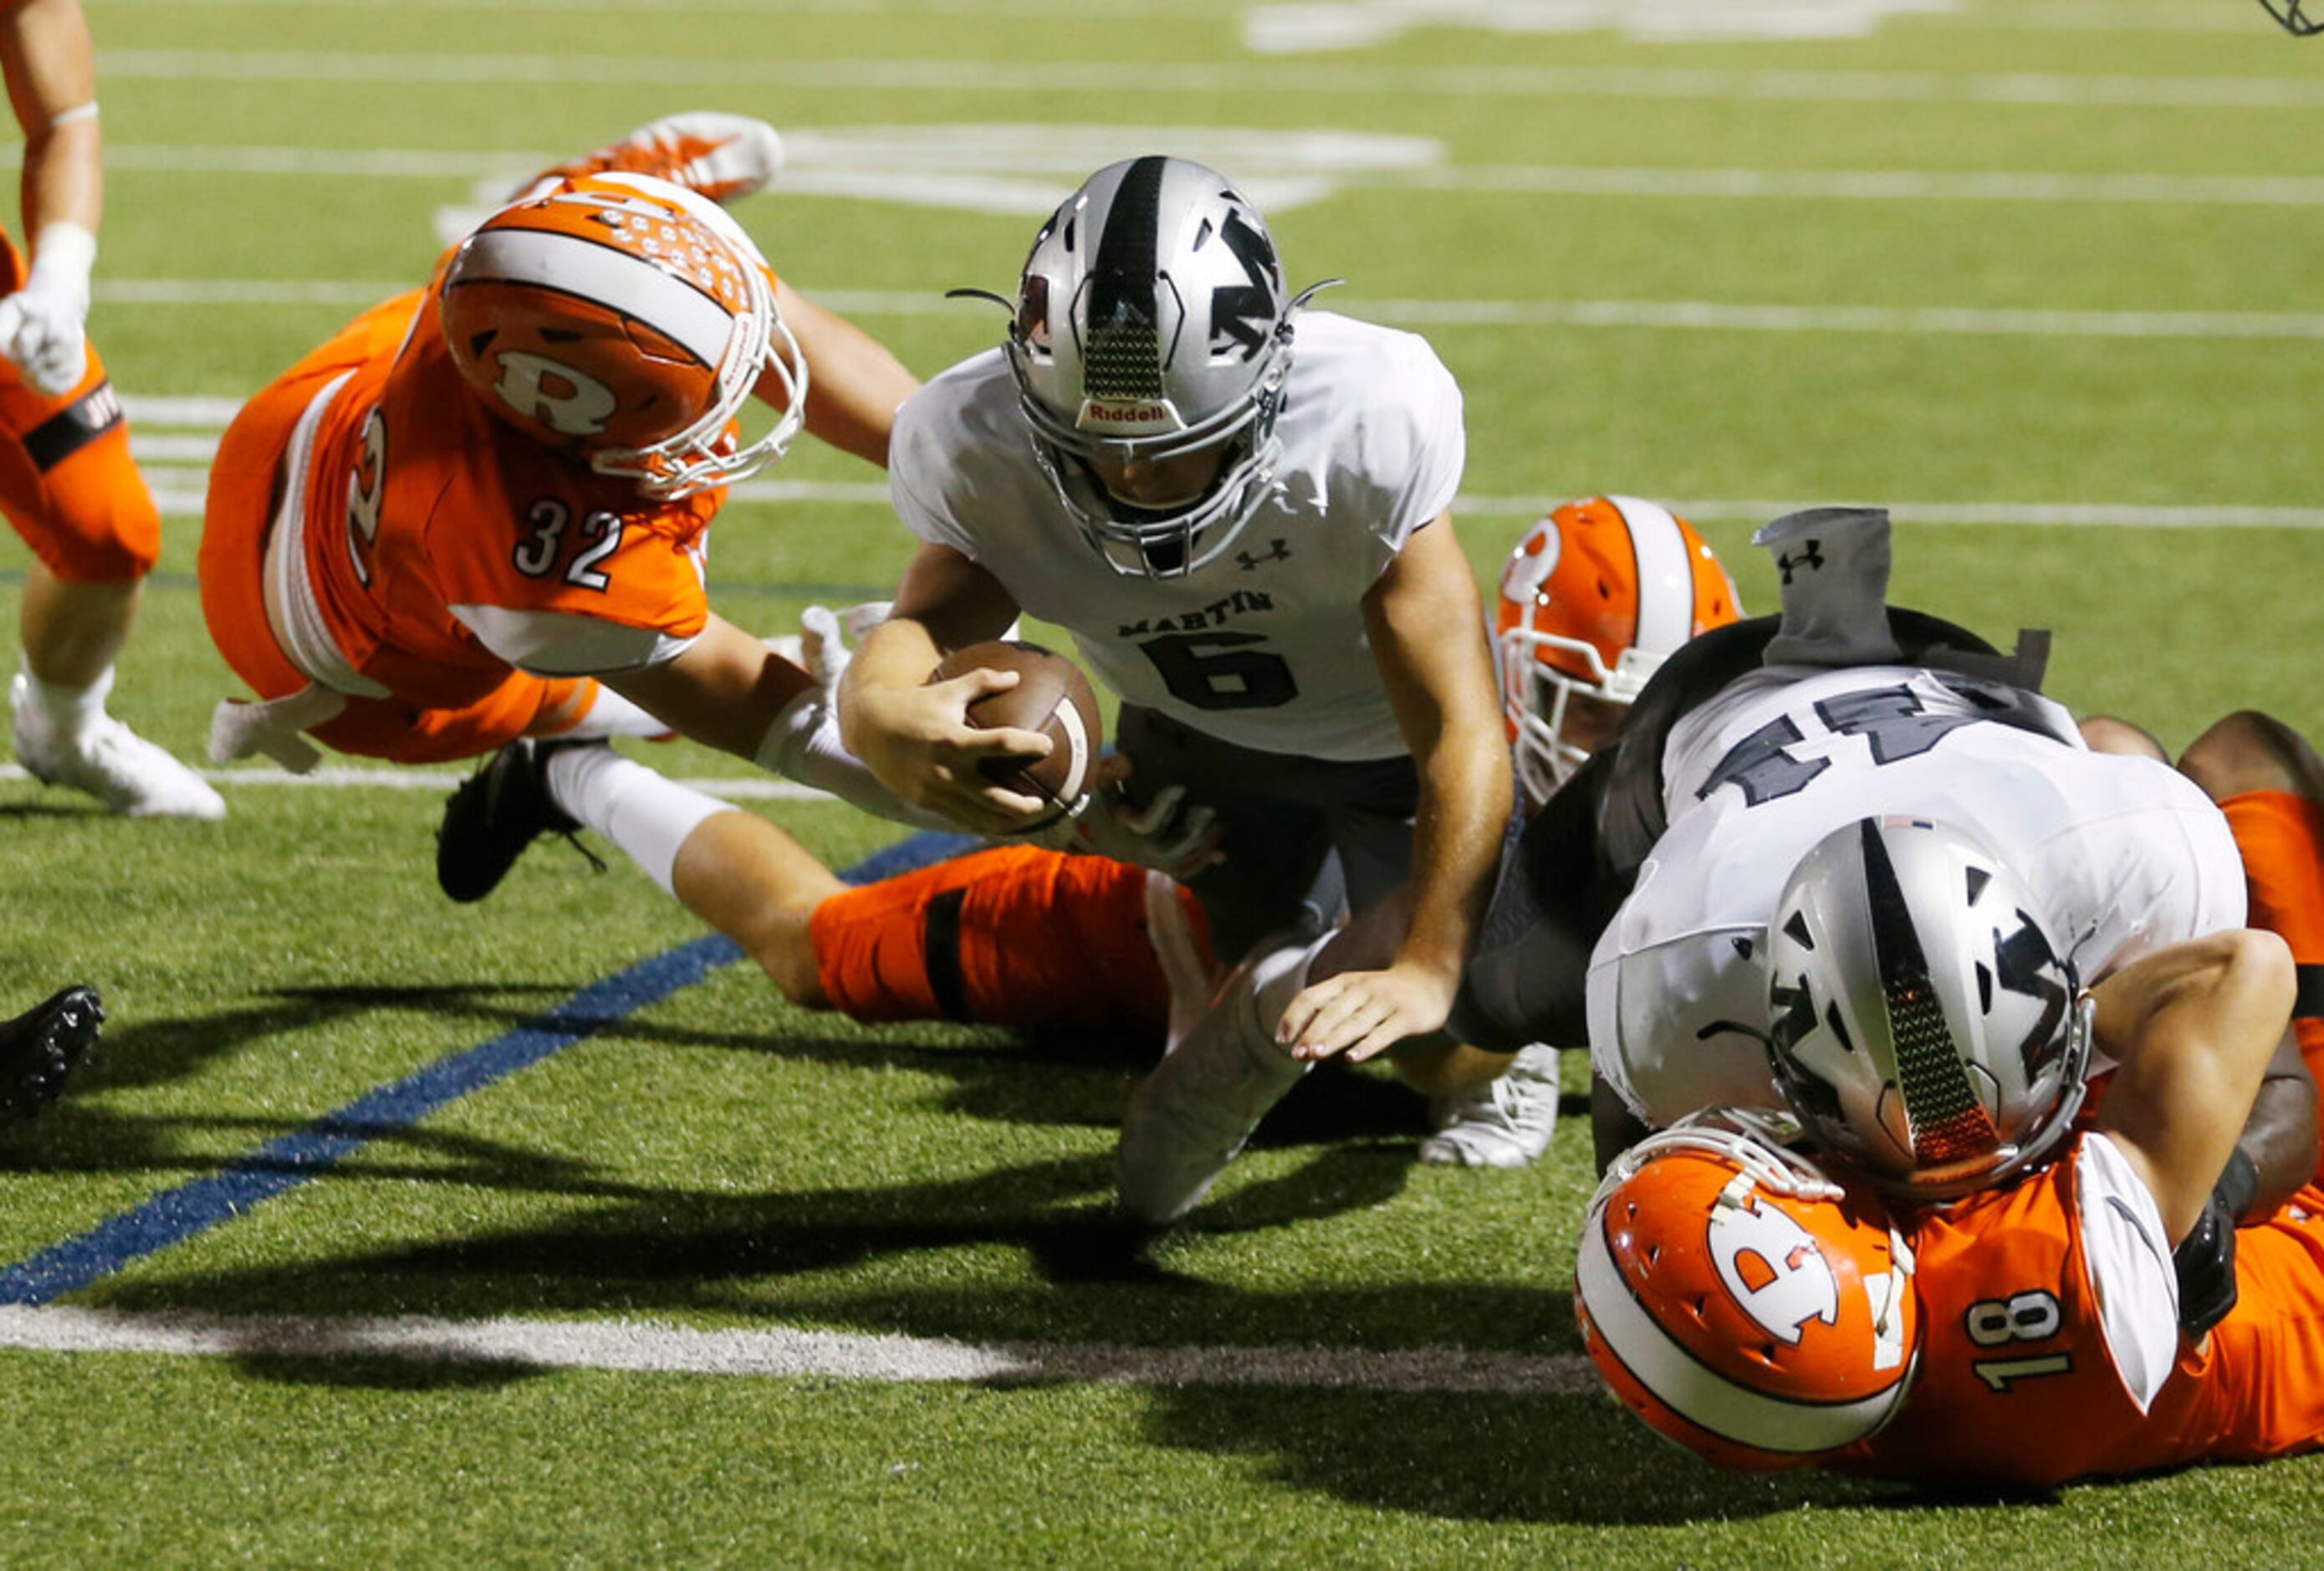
[24,379,124,473]
[922,886,972,1022]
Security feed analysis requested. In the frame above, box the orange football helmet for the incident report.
[1495,495,1739,805]
[1574,1113,1919,1471]
[437,172,806,499]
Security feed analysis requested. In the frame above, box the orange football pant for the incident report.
[2222,791,2324,1121]
[810,845,1208,1043]
[0,231,160,582]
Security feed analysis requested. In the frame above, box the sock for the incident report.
[17,657,111,741]
[554,684,670,741]
[544,745,733,896]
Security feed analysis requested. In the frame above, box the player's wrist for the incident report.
[27,221,94,303]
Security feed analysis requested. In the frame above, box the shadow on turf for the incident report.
[1136,1382,2011,1522]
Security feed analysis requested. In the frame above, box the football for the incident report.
[929,640,1103,822]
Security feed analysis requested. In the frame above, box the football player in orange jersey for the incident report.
[2,0,222,818]
[199,115,954,852]
[1573,816,2321,1489]
[437,499,1738,1146]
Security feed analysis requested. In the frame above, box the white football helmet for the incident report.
[1765,817,2095,1200]
[1004,156,1321,579]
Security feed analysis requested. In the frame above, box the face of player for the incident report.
[1085,446,1229,512]
[1559,691,1629,768]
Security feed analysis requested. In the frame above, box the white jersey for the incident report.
[1589,664,2248,1127]
[889,310,1465,761]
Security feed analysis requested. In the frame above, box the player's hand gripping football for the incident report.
[851,665,1062,836]
[1275,959,1458,1065]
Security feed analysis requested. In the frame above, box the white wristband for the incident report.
[48,101,98,129]
[29,220,95,293]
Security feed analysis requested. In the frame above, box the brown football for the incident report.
[929,639,1103,821]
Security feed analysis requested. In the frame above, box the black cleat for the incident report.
[0,985,103,1128]
[437,739,600,903]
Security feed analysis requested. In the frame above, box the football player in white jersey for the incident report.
[838,156,1518,1200]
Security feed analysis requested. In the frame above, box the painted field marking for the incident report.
[98,281,2324,340]
[93,50,2324,110]
[70,142,2324,212]
[0,832,976,1307]
[0,1303,1604,1394]
[0,762,830,800]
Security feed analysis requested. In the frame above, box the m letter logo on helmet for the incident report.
[492,351,619,437]
[1708,1197,1841,1343]
[1209,210,1276,361]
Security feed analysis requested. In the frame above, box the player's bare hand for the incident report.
[1277,962,1456,1064]
[852,667,1057,834]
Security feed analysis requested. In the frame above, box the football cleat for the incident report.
[1116,941,1311,1226]
[523,113,785,207]
[11,675,226,820]
[1417,1043,1561,1169]
[1573,1113,1919,1471]
[437,738,598,903]
[0,984,103,1128]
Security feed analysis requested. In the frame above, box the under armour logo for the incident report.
[1236,538,1292,571]
[1776,540,1826,584]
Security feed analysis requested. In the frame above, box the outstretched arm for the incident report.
[837,541,1056,834]
[1280,516,1513,1062]
[768,279,920,469]
[2093,929,2298,1245]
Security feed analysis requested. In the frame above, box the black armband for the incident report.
[2215,1145,2261,1226]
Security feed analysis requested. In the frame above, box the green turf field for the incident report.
[3,0,2324,1561]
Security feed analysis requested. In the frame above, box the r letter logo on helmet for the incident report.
[490,351,619,437]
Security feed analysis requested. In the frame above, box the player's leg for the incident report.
[0,335,222,818]
[2182,711,2324,1104]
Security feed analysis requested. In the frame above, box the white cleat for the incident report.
[1143,872,1221,1057]
[1117,943,1311,1226]
[533,112,785,206]
[12,675,226,821]
[1418,1043,1561,1169]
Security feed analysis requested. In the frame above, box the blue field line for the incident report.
[0,829,981,1307]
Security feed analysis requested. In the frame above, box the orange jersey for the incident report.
[264,278,720,714]
[811,846,1209,1041]
[1837,1137,2324,1487]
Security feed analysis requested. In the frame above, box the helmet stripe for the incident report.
[1607,494,1694,658]
[1080,156,1170,402]
[453,228,733,371]
[1857,821,2001,1165]
[1576,1210,1903,1453]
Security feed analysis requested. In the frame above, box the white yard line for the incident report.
[0,1303,1601,1394]
[0,763,828,799]
[82,143,2324,212]
[92,50,2324,110]
[98,280,2324,342]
